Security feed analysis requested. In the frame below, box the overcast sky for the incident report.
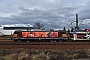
[0,0,90,29]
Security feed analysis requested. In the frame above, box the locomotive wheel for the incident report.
[26,40,29,42]
[17,40,21,42]
[14,40,18,42]
[59,40,63,42]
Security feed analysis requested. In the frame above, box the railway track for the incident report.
[0,42,90,49]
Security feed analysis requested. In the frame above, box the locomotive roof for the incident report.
[14,29,60,32]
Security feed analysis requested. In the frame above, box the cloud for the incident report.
[0,0,90,29]
[5,6,78,29]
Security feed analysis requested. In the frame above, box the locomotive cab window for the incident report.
[14,31,20,34]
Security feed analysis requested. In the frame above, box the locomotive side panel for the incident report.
[21,31,58,38]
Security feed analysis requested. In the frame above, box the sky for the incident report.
[0,0,90,29]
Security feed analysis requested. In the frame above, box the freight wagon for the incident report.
[11,30,68,42]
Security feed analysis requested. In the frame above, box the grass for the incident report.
[0,49,90,60]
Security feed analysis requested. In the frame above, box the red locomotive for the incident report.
[11,30,68,42]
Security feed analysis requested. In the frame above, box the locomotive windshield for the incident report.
[14,31,20,34]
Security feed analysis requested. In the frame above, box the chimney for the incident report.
[75,14,79,29]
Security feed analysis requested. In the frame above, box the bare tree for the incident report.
[34,22,45,30]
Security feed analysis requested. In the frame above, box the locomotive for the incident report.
[11,29,68,42]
